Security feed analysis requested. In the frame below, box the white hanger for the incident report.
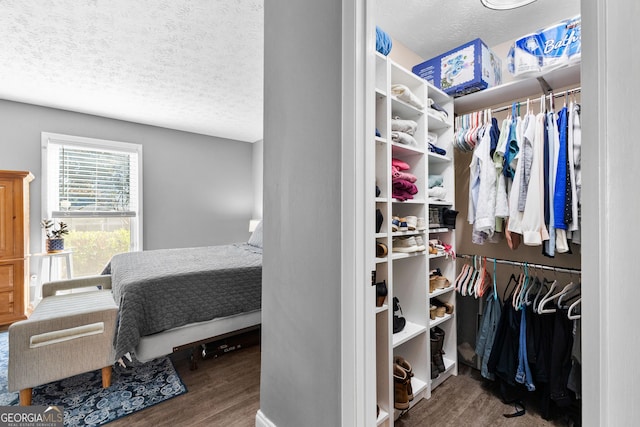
[537,279,559,314]
[568,297,581,320]
[539,281,577,314]
[558,282,581,307]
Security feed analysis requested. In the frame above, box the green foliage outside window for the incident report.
[65,229,130,277]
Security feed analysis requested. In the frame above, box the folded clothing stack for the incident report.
[391,116,418,147]
[392,158,418,201]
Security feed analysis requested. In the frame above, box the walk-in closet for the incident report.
[371,0,582,424]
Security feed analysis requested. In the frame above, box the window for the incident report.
[42,132,143,277]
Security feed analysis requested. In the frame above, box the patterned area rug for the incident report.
[0,332,187,426]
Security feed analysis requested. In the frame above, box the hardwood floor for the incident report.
[108,345,261,427]
[108,348,576,426]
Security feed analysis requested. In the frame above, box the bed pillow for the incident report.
[248,220,263,248]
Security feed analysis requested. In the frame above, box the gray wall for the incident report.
[0,99,255,262]
[260,0,342,426]
[252,139,263,219]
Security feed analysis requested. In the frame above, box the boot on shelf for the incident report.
[394,356,414,401]
[393,364,410,410]
[432,298,454,315]
[431,327,446,374]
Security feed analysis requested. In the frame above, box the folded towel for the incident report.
[376,26,392,56]
[392,178,418,195]
[427,132,438,145]
[428,186,447,200]
[391,84,424,110]
[428,174,443,188]
[391,117,418,136]
[427,98,449,117]
[391,158,411,171]
[391,131,418,147]
[392,166,417,183]
[392,189,415,201]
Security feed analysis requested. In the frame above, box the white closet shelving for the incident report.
[373,52,457,426]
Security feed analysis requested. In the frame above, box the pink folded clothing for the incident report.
[392,178,418,195]
[392,189,415,201]
[391,158,411,171]
[391,166,417,183]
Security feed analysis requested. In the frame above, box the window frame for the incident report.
[41,132,143,252]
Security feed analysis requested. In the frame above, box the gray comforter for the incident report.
[105,243,262,360]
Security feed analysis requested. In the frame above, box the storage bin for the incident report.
[412,38,502,98]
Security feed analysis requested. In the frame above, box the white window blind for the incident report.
[43,134,141,219]
[50,144,138,217]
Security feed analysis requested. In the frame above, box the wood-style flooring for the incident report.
[109,346,576,426]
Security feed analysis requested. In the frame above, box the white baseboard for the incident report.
[255,409,277,427]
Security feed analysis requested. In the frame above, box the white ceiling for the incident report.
[0,1,579,144]
[0,1,264,143]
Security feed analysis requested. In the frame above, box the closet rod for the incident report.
[457,254,581,275]
[486,86,582,114]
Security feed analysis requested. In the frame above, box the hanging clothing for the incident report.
[473,121,498,239]
[476,290,502,380]
[521,112,550,246]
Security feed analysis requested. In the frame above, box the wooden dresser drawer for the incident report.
[0,290,14,316]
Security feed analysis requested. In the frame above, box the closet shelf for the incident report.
[392,321,427,348]
[428,252,450,260]
[430,312,453,328]
[429,285,455,298]
[376,88,387,99]
[392,251,427,261]
[375,136,388,145]
[376,303,388,314]
[427,113,452,131]
[392,198,425,204]
[391,230,425,237]
[391,96,424,119]
[428,199,453,206]
[376,408,389,426]
[454,62,580,114]
[375,197,388,203]
[375,232,387,238]
[428,227,451,234]
[375,257,388,264]
[391,142,424,155]
[427,152,451,163]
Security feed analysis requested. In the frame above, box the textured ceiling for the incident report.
[0,0,264,143]
[0,1,580,144]
[376,0,580,61]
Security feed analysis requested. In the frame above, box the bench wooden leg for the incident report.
[19,388,32,406]
[101,366,112,388]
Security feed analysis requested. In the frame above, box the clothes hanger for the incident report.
[568,297,581,320]
[503,273,519,302]
[537,279,559,314]
[492,259,499,301]
[533,277,552,312]
[539,280,577,313]
[557,282,580,307]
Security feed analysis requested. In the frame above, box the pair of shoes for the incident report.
[376,209,384,233]
[430,327,446,375]
[393,236,420,253]
[442,208,459,229]
[394,356,414,409]
[404,216,417,231]
[393,364,411,410]
[391,216,407,232]
[432,298,453,315]
[414,235,426,251]
[416,217,427,230]
[429,271,451,292]
[392,297,406,333]
[376,280,387,307]
[376,242,388,257]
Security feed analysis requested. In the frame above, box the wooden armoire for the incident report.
[0,170,33,325]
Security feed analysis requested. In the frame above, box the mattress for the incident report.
[105,243,262,360]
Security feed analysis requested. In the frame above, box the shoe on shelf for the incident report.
[405,216,417,231]
[376,209,384,233]
[376,185,381,197]
[393,364,410,410]
[416,217,427,231]
[414,235,426,252]
[391,216,400,232]
[429,304,437,320]
[394,356,414,401]
[376,280,388,307]
[398,217,408,232]
[376,242,388,257]
[393,236,419,253]
[433,298,454,314]
[435,276,450,289]
[431,327,446,373]
[393,297,406,333]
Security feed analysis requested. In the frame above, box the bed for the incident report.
[104,222,263,363]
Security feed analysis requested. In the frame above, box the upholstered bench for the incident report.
[8,275,117,405]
